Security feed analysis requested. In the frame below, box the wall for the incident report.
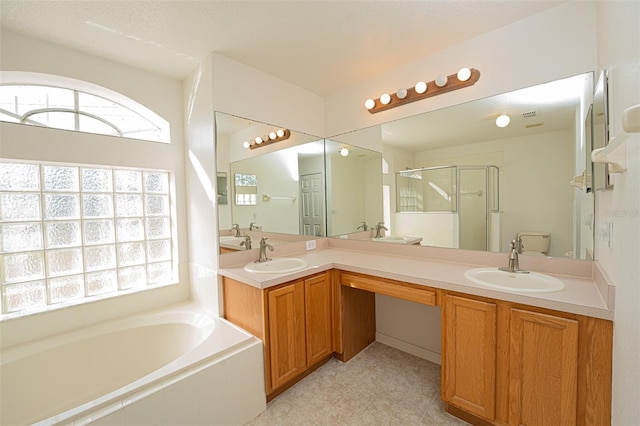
[325,1,597,137]
[0,31,189,345]
[595,1,640,424]
[325,1,598,367]
[185,53,324,315]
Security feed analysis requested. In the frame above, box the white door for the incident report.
[300,173,325,236]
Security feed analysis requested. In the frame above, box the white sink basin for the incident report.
[244,257,308,274]
[219,236,245,247]
[370,236,423,245]
[464,268,565,293]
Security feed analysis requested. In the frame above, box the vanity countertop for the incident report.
[218,247,612,320]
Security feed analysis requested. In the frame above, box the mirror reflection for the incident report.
[330,72,594,260]
[216,72,594,260]
[216,113,323,253]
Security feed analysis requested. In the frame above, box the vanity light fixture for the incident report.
[365,67,480,114]
[245,128,291,150]
[496,114,511,128]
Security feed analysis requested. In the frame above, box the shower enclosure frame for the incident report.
[395,165,500,251]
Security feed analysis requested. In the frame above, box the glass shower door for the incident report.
[458,168,488,251]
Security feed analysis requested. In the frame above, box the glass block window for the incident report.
[0,160,175,316]
[0,84,170,143]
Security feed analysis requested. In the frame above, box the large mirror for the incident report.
[215,113,383,253]
[216,72,595,260]
[330,72,594,260]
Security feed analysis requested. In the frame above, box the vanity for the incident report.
[215,71,612,425]
[218,241,613,426]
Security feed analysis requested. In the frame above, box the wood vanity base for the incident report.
[223,269,612,425]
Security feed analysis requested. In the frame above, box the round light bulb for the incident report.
[255,137,263,144]
[243,141,251,148]
[415,81,427,94]
[276,129,285,137]
[380,93,391,105]
[496,114,511,128]
[365,99,375,110]
[396,88,408,99]
[340,148,350,157]
[457,67,471,82]
[269,132,277,140]
[435,74,448,87]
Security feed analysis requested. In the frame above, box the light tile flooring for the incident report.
[246,342,470,425]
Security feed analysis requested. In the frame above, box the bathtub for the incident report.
[0,302,266,426]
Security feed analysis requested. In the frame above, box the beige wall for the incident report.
[595,2,640,424]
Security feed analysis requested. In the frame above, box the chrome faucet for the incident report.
[374,221,388,238]
[514,235,524,254]
[231,223,240,237]
[357,221,368,231]
[499,240,529,274]
[257,237,274,263]
[249,222,259,231]
[240,235,252,250]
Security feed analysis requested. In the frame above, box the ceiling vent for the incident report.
[522,111,538,119]
[525,122,544,128]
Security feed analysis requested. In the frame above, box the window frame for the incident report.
[0,71,171,143]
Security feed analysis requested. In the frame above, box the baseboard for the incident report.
[375,332,441,365]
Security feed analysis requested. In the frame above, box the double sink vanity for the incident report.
[218,238,613,426]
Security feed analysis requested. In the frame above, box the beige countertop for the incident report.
[218,246,613,320]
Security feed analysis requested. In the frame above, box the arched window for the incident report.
[0,72,170,143]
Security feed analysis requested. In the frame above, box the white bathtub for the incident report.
[0,302,266,426]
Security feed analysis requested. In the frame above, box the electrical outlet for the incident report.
[305,240,316,250]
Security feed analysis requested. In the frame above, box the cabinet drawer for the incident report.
[341,272,437,306]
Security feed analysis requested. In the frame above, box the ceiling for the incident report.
[0,0,568,96]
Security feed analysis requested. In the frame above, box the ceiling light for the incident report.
[415,81,427,94]
[496,114,511,128]
[340,148,350,157]
[457,67,471,82]
[365,68,480,114]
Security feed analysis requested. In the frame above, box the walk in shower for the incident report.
[396,165,500,251]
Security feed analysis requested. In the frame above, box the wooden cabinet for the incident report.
[304,273,334,365]
[443,295,497,421]
[442,292,612,426]
[267,281,306,389]
[223,271,335,399]
[509,309,578,426]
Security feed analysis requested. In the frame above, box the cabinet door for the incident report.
[509,309,578,426]
[443,295,497,421]
[305,273,333,365]
[267,281,306,390]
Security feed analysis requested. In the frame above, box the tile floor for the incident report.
[246,342,470,425]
